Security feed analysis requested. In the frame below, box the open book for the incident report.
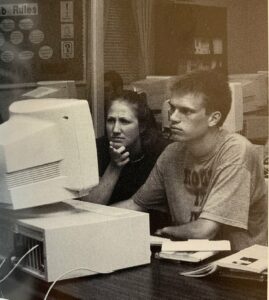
[180,244,268,281]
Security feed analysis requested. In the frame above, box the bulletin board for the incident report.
[0,0,86,88]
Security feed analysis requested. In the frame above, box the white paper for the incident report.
[162,239,231,252]
[216,244,268,273]
[150,235,171,246]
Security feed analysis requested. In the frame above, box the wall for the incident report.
[245,0,268,73]
[225,0,267,74]
[225,0,249,73]
[104,0,141,84]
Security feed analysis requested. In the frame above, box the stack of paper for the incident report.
[162,240,231,252]
[155,239,231,263]
[156,251,219,263]
[150,235,171,246]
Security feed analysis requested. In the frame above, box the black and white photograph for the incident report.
[0,0,268,299]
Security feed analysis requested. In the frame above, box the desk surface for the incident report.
[1,258,267,300]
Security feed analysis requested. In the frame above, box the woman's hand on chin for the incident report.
[109,142,130,168]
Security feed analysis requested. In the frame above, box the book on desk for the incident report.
[180,244,268,282]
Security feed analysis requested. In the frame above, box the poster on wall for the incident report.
[0,0,86,88]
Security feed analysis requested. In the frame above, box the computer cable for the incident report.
[44,266,113,300]
[0,259,6,271]
[0,244,39,284]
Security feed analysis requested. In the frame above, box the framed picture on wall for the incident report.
[0,0,86,88]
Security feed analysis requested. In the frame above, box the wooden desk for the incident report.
[1,258,267,300]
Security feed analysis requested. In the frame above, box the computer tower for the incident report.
[0,200,150,282]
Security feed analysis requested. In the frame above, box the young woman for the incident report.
[85,90,170,206]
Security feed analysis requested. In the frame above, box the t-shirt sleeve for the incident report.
[200,163,251,229]
[132,153,168,212]
[198,138,262,230]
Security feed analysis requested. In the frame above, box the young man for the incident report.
[113,70,268,250]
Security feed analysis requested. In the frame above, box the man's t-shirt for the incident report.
[133,130,268,250]
[96,136,170,205]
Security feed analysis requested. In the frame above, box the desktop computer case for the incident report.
[0,200,150,282]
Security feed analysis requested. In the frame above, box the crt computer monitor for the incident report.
[0,99,150,283]
[0,98,99,210]
[228,72,268,113]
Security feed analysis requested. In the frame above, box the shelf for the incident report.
[154,2,227,75]
[179,53,224,58]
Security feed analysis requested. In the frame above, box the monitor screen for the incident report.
[130,76,175,110]
[0,99,99,210]
[228,73,268,113]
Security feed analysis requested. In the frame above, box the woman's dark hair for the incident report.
[104,71,123,93]
[107,90,159,152]
[170,70,232,127]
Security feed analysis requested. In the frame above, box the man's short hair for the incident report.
[104,70,123,93]
[171,70,232,127]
